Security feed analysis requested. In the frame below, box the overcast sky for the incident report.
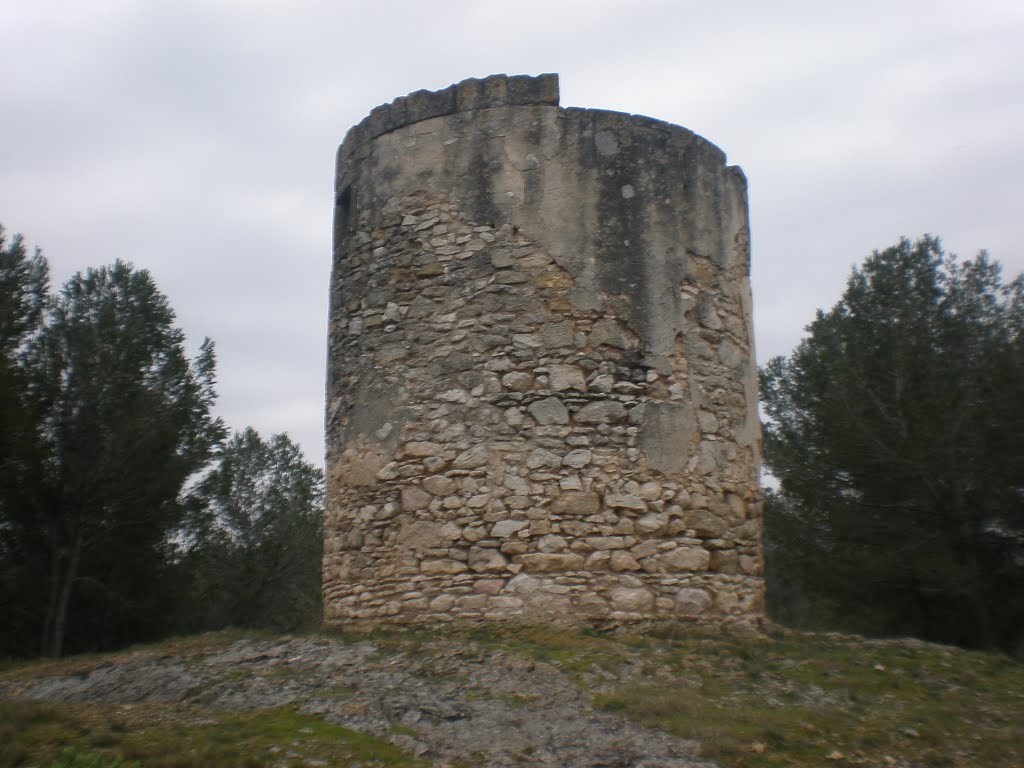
[2,0,1021,464]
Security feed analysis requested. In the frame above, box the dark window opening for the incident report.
[335,184,353,234]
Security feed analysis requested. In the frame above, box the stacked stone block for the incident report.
[324,74,763,627]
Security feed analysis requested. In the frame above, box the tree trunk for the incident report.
[964,547,995,649]
[43,522,82,658]
[41,516,61,656]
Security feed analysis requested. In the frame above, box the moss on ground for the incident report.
[493,624,1024,768]
[2,624,1021,768]
[0,700,426,768]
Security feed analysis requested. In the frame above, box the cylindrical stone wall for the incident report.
[324,74,763,627]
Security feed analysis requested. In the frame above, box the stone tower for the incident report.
[324,74,763,627]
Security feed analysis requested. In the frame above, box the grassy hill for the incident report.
[1,623,1021,767]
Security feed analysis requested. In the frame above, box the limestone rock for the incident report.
[398,520,442,550]
[505,573,542,595]
[610,551,641,572]
[685,510,728,538]
[552,493,600,516]
[439,522,463,541]
[422,475,455,496]
[610,587,654,612]
[675,587,713,616]
[605,494,646,511]
[473,578,506,595]
[528,397,569,425]
[453,444,491,469]
[501,372,533,392]
[584,536,630,550]
[515,553,585,572]
[575,401,627,424]
[590,319,633,349]
[541,321,574,347]
[707,548,736,574]
[537,534,568,553]
[428,593,456,611]
[491,519,528,538]
[562,448,592,469]
[740,554,762,575]
[401,485,433,512]
[635,512,667,533]
[421,558,470,575]
[659,546,711,572]
[403,441,443,458]
[331,450,385,487]
[469,547,508,573]
[549,364,587,391]
[526,448,562,469]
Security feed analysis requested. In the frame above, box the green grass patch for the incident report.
[3,624,1021,768]
[0,700,426,768]
[578,626,1024,768]
[0,629,262,683]
[45,746,139,767]
[446,622,1023,767]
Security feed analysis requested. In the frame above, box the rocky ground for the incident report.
[3,625,1022,768]
[1,632,715,767]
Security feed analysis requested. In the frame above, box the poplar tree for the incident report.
[178,428,324,632]
[1,242,225,657]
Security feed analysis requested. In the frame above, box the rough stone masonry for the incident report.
[324,74,763,627]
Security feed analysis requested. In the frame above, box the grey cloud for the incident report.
[2,0,1021,462]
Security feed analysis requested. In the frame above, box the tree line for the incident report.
[5,224,1021,659]
[1,225,323,658]
[761,236,1024,657]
